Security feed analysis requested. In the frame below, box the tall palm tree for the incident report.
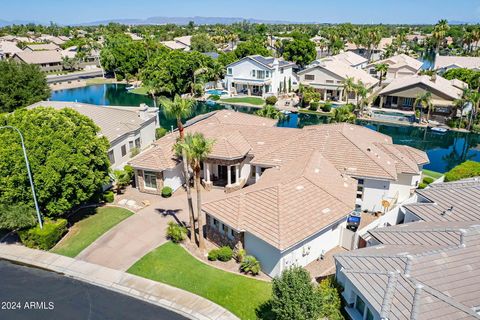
[414,92,433,122]
[175,133,214,252]
[432,19,450,54]
[341,77,356,103]
[465,90,480,130]
[355,81,371,114]
[158,95,196,242]
[375,63,389,87]
[366,27,382,63]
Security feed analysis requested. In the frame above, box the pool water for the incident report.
[206,89,227,95]
[372,110,414,123]
[50,84,480,173]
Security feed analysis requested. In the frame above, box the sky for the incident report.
[2,0,480,25]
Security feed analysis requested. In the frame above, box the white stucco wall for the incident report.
[244,232,283,277]
[163,163,184,191]
[389,172,421,203]
[360,179,391,212]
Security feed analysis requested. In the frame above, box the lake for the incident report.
[50,84,480,173]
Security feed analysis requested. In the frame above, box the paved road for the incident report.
[0,260,187,320]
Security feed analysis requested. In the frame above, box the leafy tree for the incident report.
[443,68,480,90]
[0,60,50,113]
[282,36,316,67]
[0,204,37,230]
[317,276,344,320]
[191,33,217,53]
[271,267,320,320]
[234,40,270,58]
[174,132,214,252]
[445,160,480,182]
[0,107,110,216]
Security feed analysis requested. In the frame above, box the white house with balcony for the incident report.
[224,55,298,97]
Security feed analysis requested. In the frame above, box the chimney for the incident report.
[138,103,149,121]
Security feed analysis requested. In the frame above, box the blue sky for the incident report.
[2,0,480,24]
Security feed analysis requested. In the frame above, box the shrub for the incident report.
[216,246,233,262]
[209,94,221,101]
[124,165,134,179]
[445,161,480,182]
[418,182,428,189]
[155,127,168,139]
[0,203,37,230]
[320,104,332,112]
[103,191,114,203]
[166,221,187,243]
[423,177,434,184]
[208,249,219,261]
[265,96,278,106]
[317,276,344,320]
[240,255,261,275]
[18,219,68,250]
[161,186,173,198]
[472,124,480,133]
[309,101,319,111]
[235,248,246,262]
[130,147,140,157]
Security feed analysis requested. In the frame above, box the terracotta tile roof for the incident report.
[203,151,357,250]
[369,53,423,71]
[434,55,480,70]
[14,50,63,64]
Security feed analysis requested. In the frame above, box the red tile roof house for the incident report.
[129,110,428,277]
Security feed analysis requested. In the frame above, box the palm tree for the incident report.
[255,105,285,119]
[331,106,356,124]
[374,63,389,87]
[158,95,196,242]
[414,92,433,122]
[432,19,450,54]
[355,81,371,114]
[464,90,480,130]
[366,27,382,62]
[175,133,214,252]
[144,84,157,108]
[341,77,356,103]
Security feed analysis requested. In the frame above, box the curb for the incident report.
[0,244,239,320]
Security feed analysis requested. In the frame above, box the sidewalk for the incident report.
[0,244,238,320]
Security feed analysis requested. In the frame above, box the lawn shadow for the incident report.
[256,299,275,320]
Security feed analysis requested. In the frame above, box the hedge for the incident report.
[444,161,480,182]
[422,177,434,184]
[103,191,114,203]
[18,219,68,250]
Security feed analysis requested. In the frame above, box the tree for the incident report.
[365,27,382,62]
[0,60,50,113]
[282,36,316,68]
[464,90,480,130]
[414,92,434,121]
[255,105,284,120]
[355,81,371,114]
[331,106,356,124]
[174,132,214,252]
[432,19,450,54]
[158,95,196,242]
[341,77,356,102]
[112,169,132,194]
[270,267,321,320]
[234,40,270,58]
[0,204,37,230]
[190,33,217,53]
[0,107,110,216]
[375,63,389,87]
[317,277,344,320]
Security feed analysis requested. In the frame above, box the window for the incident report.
[230,229,235,237]
[222,224,228,233]
[403,97,413,107]
[257,70,265,79]
[108,150,115,164]
[121,145,127,157]
[280,68,284,74]
[366,308,374,320]
[129,141,134,148]
[326,79,334,84]
[227,67,233,75]
[252,70,256,77]
[357,179,364,185]
[135,138,141,148]
[355,295,366,316]
[143,171,157,189]
[266,71,270,78]
[305,74,315,81]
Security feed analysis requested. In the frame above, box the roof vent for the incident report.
[296,185,304,191]
[322,208,331,214]
[314,168,320,173]
[441,206,454,216]
[367,148,371,152]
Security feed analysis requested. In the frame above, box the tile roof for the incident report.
[14,50,63,64]
[369,53,423,71]
[28,101,155,143]
[404,178,480,222]
[335,220,480,320]
[25,43,60,51]
[434,55,480,70]
[379,75,466,100]
[320,51,368,67]
[0,41,22,55]
[203,150,357,250]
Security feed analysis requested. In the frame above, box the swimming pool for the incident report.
[206,89,227,95]
[372,110,414,122]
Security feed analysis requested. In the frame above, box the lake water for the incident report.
[51,84,480,173]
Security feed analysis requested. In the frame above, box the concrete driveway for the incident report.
[77,188,225,271]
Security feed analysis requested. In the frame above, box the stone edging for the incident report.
[0,244,239,320]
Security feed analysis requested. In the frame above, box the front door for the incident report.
[218,165,228,181]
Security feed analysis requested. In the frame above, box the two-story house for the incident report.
[224,55,298,97]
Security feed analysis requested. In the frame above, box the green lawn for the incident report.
[220,97,265,106]
[85,78,116,85]
[129,86,149,95]
[51,206,134,257]
[128,242,272,320]
[422,169,443,180]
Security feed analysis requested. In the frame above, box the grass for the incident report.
[129,86,149,95]
[85,78,116,85]
[128,242,272,320]
[220,97,265,106]
[422,169,443,180]
[51,206,133,257]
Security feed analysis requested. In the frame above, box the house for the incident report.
[224,55,298,97]
[406,33,429,44]
[318,51,368,69]
[161,35,192,51]
[24,43,61,52]
[28,102,158,169]
[434,55,480,73]
[0,41,22,59]
[125,32,143,41]
[345,37,394,62]
[334,219,480,320]
[366,54,423,84]
[376,74,467,119]
[298,58,379,102]
[13,50,63,72]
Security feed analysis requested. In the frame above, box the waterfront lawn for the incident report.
[129,86,149,95]
[220,97,265,106]
[127,242,271,320]
[422,169,443,180]
[51,206,133,257]
[85,78,116,85]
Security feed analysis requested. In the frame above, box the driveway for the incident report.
[77,187,225,271]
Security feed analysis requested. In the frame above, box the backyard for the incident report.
[128,242,272,320]
[51,206,134,257]
[220,97,265,106]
